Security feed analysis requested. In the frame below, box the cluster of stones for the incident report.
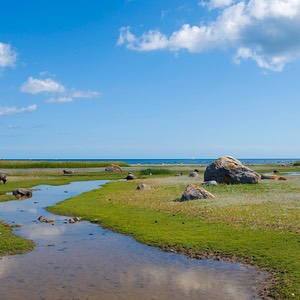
[68,216,82,223]
[38,215,55,223]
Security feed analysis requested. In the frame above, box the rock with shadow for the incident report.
[126,172,137,180]
[204,156,260,184]
[180,184,215,201]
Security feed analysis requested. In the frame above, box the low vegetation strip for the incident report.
[0,160,129,169]
[48,178,300,300]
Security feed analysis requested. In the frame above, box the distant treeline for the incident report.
[0,161,129,169]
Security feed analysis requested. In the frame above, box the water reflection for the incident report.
[0,180,266,300]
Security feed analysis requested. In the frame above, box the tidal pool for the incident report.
[0,180,267,300]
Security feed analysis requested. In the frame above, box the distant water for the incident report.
[4,158,299,165]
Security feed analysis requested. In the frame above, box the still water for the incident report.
[0,180,267,300]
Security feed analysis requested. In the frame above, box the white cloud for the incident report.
[71,90,100,99]
[20,76,100,103]
[118,0,300,71]
[0,104,37,117]
[0,42,17,69]
[200,0,234,10]
[46,97,73,103]
[20,77,65,94]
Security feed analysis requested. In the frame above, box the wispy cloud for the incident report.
[0,104,37,117]
[118,0,300,71]
[200,0,234,10]
[20,77,65,94]
[0,42,17,69]
[46,97,73,103]
[20,76,100,103]
[70,90,100,99]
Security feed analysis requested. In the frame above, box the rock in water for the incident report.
[13,188,33,197]
[180,184,215,201]
[204,156,260,184]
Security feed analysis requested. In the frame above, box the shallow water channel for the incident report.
[0,180,267,300]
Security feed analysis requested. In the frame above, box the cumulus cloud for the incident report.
[0,42,17,69]
[20,77,65,94]
[118,0,300,71]
[0,104,37,117]
[20,76,100,103]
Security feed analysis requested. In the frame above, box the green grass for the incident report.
[0,160,129,169]
[48,176,300,300]
[0,221,34,256]
[139,168,172,175]
[1,166,300,299]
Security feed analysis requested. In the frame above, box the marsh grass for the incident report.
[1,166,300,299]
[0,160,129,169]
[0,221,34,256]
[48,173,300,299]
[139,168,172,175]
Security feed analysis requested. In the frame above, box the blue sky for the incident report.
[1,0,300,159]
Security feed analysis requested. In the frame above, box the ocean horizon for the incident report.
[2,158,299,165]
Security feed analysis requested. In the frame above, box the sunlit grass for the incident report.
[48,173,300,299]
[1,165,300,299]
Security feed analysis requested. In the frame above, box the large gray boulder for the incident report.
[180,184,215,201]
[204,156,260,184]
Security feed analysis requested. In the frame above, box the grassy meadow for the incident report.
[0,162,299,299]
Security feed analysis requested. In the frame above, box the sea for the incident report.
[4,158,299,165]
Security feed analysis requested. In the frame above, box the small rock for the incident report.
[136,184,151,190]
[38,216,46,222]
[261,174,278,180]
[126,172,136,180]
[203,180,218,186]
[180,184,215,201]
[45,218,55,223]
[189,171,198,177]
[63,170,74,174]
